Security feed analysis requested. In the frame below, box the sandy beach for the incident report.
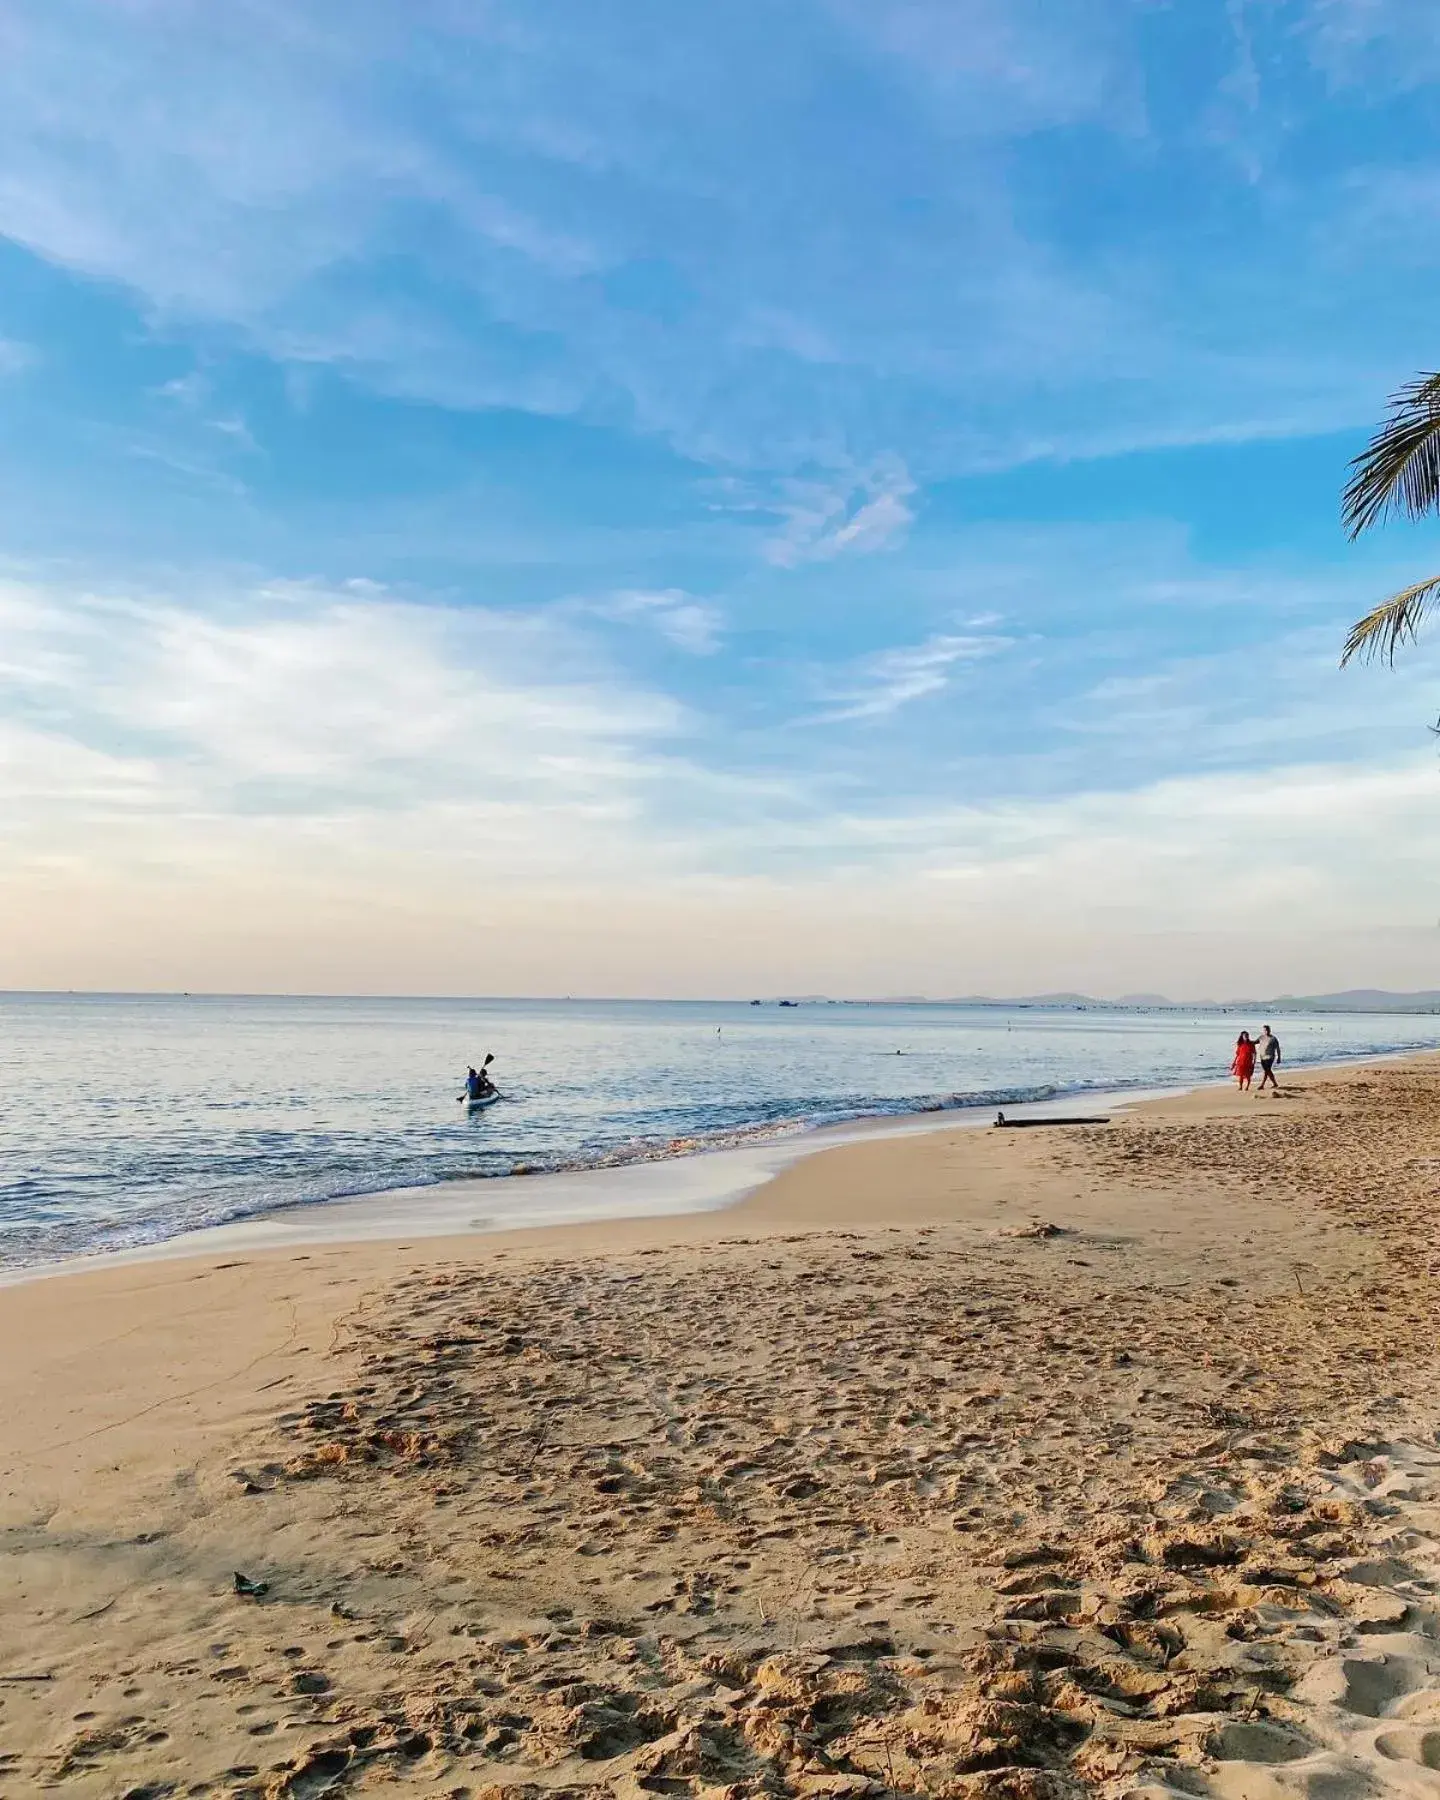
[6,1057,1440,1799]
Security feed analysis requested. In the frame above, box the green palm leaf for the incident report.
[1340,572,1440,666]
[1343,371,1440,537]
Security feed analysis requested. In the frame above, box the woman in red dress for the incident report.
[1231,1031,1256,1092]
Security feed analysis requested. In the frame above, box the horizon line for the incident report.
[4,987,1440,1010]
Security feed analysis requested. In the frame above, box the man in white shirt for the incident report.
[1256,1026,1281,1094]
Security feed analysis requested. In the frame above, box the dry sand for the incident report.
[5,1058,1440,1799]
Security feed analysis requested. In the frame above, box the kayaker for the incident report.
[464,1055,496,1100]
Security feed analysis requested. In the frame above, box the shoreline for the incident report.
[0,1080,1178,1288]
[5,1053,1440,1796]
[4,1036,1430,1289]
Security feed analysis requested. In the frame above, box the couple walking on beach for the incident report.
[1231,1025,1281,1095]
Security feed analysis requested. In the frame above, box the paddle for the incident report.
[458,1052,496,1102]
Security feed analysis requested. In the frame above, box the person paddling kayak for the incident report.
[462,1053,497,1103]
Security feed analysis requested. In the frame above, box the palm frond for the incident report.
[1343,372,1440,538]
[1340,572,1440,666]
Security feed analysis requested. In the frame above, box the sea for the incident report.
[2,992,1437,1270]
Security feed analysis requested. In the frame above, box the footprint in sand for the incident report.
[1298,1652,1436,1717]
[1389,1687,1440,1724]
[1374,1726,1440,1769]
[1207,1753,1375,1800]
[1206,1719,1317,1764]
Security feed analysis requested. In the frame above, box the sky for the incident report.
[3,0,1440,999]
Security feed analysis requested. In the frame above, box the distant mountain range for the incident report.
[945,989,1440,1013]
[773,990,1440,1014]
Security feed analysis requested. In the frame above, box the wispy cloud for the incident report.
[0,0,1409,476]
[3,555,1440,994]
[765,460,916,567]
[821,0,1143,135]
[207,415,260,452]
[574,588,724,655]
[152,368,260,451]
[1303,0,1440,87]
[155,371,211,408]
[5,586,1438,994]
[0,577,682,840]
[3,3,1440,1002]
[813,632,1007,723]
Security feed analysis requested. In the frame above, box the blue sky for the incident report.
[3,0,1440,996]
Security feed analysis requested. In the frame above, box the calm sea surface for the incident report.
[2,993,1436,1268]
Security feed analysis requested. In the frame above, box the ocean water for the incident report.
[1,992,1437,1269]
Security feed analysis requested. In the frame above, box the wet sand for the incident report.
[4,1057,1440,1799]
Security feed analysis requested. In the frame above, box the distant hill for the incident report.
[908,990,1440,1014]
[781,990,1440,1014]
[1233,989,1440,1014]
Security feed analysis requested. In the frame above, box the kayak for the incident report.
[466,1089,501,1111]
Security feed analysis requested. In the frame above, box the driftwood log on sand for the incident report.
[994,1110,1111,1128]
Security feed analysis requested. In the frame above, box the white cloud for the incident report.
[4,570,1440,995]
[913,757,1440,952]
[0,715,164,814]
[155,371,210,407]
[577,588,723,655]
[813,632,1008,723]
[0,1,1302,476]
[0,0,1426,487]
[764,460,916,567]
[0,577,682,846]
